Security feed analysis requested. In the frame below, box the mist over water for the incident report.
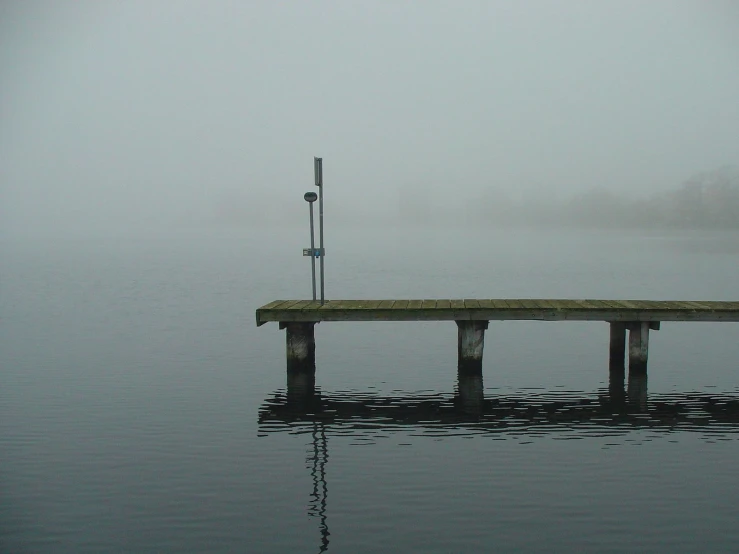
[3,227,739,552]
[2,1,738,238]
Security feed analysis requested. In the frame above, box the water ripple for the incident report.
[258,386,739,442]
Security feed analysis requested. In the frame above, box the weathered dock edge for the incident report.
[257,299,739,326]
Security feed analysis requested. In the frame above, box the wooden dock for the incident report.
[257,299,739,324]
[256,299,739,377]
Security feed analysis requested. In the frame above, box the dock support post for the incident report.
[627,322,655,373]
[608,366,626,407]
[608,322,627,406]
[456,320,489,372]
[281,322,316,372]
[609,322,626,369]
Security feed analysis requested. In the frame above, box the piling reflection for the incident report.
[608,365,626,407]
[628,372,648,412]
[456,372,485,416]
[262,372,739,553]
[260,373,739,438]
[286,370,318,411]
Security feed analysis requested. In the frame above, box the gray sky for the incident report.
[2,0,738,235]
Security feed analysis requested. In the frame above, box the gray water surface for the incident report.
[2,227,739,553]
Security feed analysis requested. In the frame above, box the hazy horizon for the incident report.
[2,1,738,238]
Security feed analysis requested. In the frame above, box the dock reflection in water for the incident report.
[259,371,739,553]
[260,372,739,439]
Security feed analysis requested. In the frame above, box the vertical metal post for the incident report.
[314,157,325,305]
[308,202,317,301]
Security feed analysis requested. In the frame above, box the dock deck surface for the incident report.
[256,299,739,326]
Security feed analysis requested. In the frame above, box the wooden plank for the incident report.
[682,301,713,310]
[668,300,695,312]
[637,300,670,310]
[517,299,540,309]
[663,300,692,310]
[407,300,423,309]
[596,300,623,309]
[258,300,290,310]
[505,299,522,309]
[450,299,466,309]
[710,301,739,310]
[378,300,396,309]
[554,300,582,310]
[477,299,496,309]
[660,300,690,310]
[422,299,437,309]
[539,299,569,309]
[603,300,635,310]
[582,300,614,309]
[464,299,480,309]
[658,300,690,310]
[317,300,343,309]
[585,299,614,309]
[392,300,409,310]
[278,300,305,310]
[632,300,656,309]
[436,299,452,309]
[288,300,314,310]
[619,300,643,310]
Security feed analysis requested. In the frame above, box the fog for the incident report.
[2,1,738,237]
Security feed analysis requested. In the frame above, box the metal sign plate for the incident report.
[303,248,325,257]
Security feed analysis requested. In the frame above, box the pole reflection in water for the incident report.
[286,369,330,552]
[307,421,329,553]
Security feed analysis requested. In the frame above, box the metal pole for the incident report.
[315,157,325,305]
[309,202,317,301]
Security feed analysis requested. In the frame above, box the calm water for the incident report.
[2,226,739,553]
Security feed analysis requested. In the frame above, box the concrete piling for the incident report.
[456,320,489,372]
[281,322,316,371]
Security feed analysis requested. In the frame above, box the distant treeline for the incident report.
[221,166,739,229]
[470,165,739,229]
